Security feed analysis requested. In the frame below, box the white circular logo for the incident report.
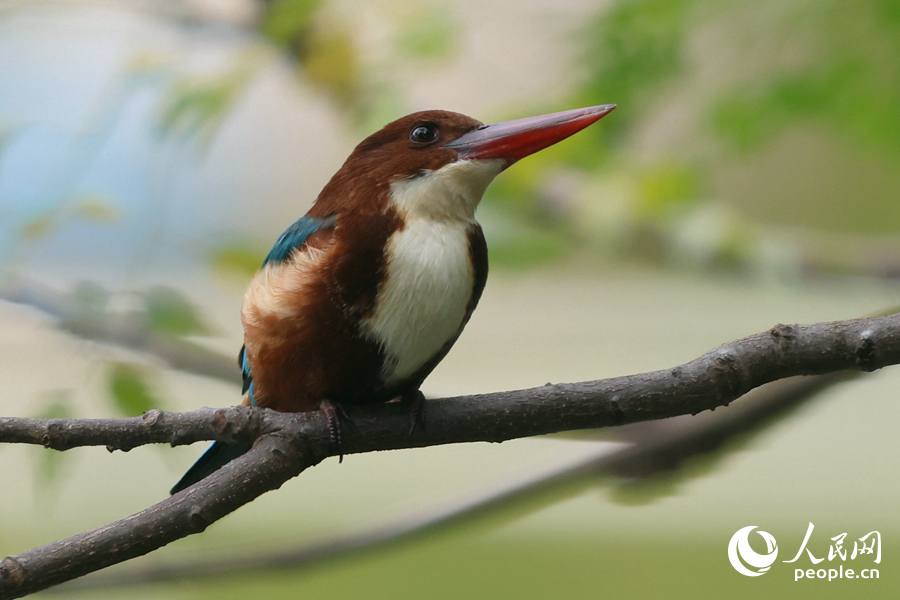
[728,526,779,577]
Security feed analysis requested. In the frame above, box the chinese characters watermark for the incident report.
[728,523,881,581]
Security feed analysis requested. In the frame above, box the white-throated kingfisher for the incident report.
[171,103,616,494]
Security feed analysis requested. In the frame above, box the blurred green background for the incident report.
[1,0,898,598]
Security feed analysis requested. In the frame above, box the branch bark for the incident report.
[1,312,899,598]
[53,372,858,592]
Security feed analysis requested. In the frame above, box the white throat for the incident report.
[388,158,504,222]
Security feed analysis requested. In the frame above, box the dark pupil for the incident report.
[411,125,436,143]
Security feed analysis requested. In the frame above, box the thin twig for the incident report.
[0,281,239,384]
[0,406,259,452]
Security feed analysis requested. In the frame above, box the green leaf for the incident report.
[143,286,209,336]
[108,363,161,417]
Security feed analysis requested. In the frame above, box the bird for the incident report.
[170,103,616,495]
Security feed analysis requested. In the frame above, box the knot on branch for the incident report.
[141,409,162,426]
[855,330,877,372]
[769,323,797,349]
[213,406,260,444]
[271,447,292,468]
[609,395,625,426]
[709,348,743,410]
[0,557,24,587]
[40,422,67,451]
[139,409,185,450]
[188,506,211,533]
[270,424,323,468]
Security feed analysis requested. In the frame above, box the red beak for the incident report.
[445,104,616,166]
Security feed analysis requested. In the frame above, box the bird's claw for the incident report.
[318,399,351,462]
[400,390,427,438]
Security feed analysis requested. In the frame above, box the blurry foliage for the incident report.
[211,242,266,279]
[7,196,119,278]
[159,74,245,140]
[71,281,110,319]
[251,0,900,274]
[157,51,264,147]
[393,4,458,61]
[263,0,366,110]
[712,0,900,158]
[261,0,368,112]
[578,0,694,143]
[634,164,703,221]
[579,0,900,168]
[261,0,325,47]
[548,0,900,274]
[482,0,706,266]
[62,282,209,340]
[298,23,360,104]
[3,0,898,279]
[18,196,118,243]
[260,0,458,122]
[143,285,210,337]
[108,362,164,417]
[478,206,576,269]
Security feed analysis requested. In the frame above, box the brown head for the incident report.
[309,104,616,219]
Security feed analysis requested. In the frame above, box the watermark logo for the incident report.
[727,523,881,581]
[728,526,779,576]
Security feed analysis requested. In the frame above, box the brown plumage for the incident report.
[171,104,615,494]
[241,111,487,413]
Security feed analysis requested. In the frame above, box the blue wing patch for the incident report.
[238,345,255,406]
[263,214,337,266]
[240,213,336,406]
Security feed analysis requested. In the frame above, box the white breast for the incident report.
[361,158,502,385]
[362,218,474,385]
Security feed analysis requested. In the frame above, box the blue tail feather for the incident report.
[170,441,253,495]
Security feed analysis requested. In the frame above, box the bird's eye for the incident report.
[410,125,438,144]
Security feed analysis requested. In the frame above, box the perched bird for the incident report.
[171,103,616,494]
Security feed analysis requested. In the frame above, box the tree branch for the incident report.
[52,372,858,592]
[0,280,239,385]
[0,406,260,452]
[1,312,899,598]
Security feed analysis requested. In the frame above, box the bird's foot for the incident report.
[400,389,427,438]
[318,399,351,462]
